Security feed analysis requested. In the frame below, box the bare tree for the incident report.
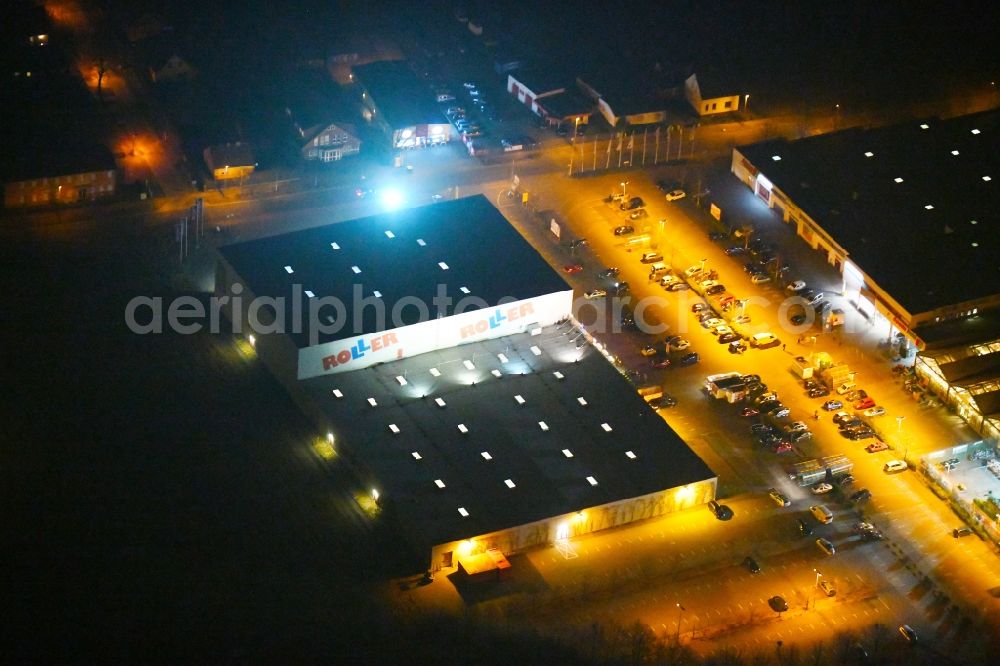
[96,58,108,101]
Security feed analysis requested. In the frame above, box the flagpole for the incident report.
[642,127,648,165]
[654,127,660,165]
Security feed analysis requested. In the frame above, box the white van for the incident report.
[810,504,834,524]
[836,382,857,395]
[648,262,669,276]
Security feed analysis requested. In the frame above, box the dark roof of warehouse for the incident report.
[352,60,446,127]
[537,90,594,120]
[217,195,571,348]
[737,109,1000,316]
[301,324,716,551]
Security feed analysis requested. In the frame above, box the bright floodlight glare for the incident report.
[381,187,404,209]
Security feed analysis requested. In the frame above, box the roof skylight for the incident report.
[284,265,294,274]
[586,476,598,486]
[458,507,469,517]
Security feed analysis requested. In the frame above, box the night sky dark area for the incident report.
[1,0,996,662]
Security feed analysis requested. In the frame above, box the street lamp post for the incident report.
[744,94,750,114]
[813,569,822,609]
[675,603,685,643]
[620,180,629,200]
[897,415,908,460]
[699,257,707,272]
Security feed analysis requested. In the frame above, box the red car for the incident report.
[854,396,876,410]
[773,441,794,454]
[650,357,671,369]
[563,264,583,274]
[740,407,759,417]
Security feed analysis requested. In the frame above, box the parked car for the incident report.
[649,357,671,369]
[808,386,831,398]
[725,246,747,256]
[822,400,844,411]
[742,556,761,573]
[706,283,727,295]
[832,411,855,426]
[846,389,868,401]
[677,352,700,366]
[597,267,620,280]
[621,196,645,210]
[863,406,887,417]
[865,440,890,453]
[750,332,781,349]
[953,526,973,538]
[629,208,649,220]
[837,474,855,487]
[819,580,836,597]
[649,394,678,409]
[613,225,635,236]
[850,489,872,503]
[854,397,877,410]
[563,264,583,274]
[639,345,658,357]
[811,483,834,495]
[751,273,772,284]
[583,289,607,299]
[797,518,814,536]
[691,302,708,313]
[768,488,790,507]
[708,500,734,521]
[788,430,813,444]
[729,341,748,354]
[718,332,742,344]
[816,538,836,555]
[898,625,918,643]
[665,189,687,201]
[768,596,788,612]
[884,460,908,473]
[640,252,663,264]
[708,231,728,241]
[786,280,807,293]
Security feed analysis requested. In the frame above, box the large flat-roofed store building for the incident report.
[732,110,1000,348]
[732,110,1000,443]
[215,196,717,569]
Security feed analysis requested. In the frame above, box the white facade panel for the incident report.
[297,290,573,379]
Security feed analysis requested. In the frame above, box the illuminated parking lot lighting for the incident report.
[395,375,407,386]
[248,334,256,347]
[351,265,361,274]
[626,450,637,459]
[497,353,509,363]
[919,123,929,129]
[984,176,993,182]
[562,449,574,458]
[460,286,470,294]
[326,432,334,443]
[284,265,294,274]
[538,421,549,431]
[586,476,598,486]
[951,150,960,155]
[458,507,469,517]
[894,177,904,183]
[514,395,525,405]
[553,371,565,380]
[384,230,395,238]
[530,345,542,356]
[438,261,449,270]
[771,155,781,161]
[504,479,516,489]
[434,479,446,488]
[463,360,475,370]
[388,423,400,434]
[371,488,379,502]
[429,367,441,377]
[864,151,874,157]
[924,204,934,210]
[367,397,378,407]
[416,238,426,246]
[457,423,468,433]
[577,397,588,406]
[436,398,447,408]
[491,369,502,377]
[601,423,613,432]
[373,290,382,298]
[330,242,340,250]
[304,290,315,298]
[481,451,492,460]
[972,128,981,134]
[412,451,422,460]
[332,389,343,398]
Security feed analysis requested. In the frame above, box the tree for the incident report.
[96,58,108,101]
